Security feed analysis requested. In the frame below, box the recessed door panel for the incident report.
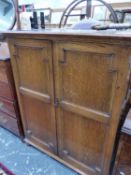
[61,50,115,114]
[14,40,50,94]
[22,95,56,153]
[59,110,107,174]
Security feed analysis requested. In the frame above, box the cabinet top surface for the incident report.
[2,29,131,40]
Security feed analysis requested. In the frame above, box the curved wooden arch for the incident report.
[59,0,118,28]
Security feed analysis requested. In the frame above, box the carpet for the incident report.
[0,163,15,175]
[0,127,78,175]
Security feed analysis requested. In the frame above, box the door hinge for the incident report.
[54,98,59,107]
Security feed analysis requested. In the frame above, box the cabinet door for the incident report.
[9,39,57,154]
[54,42,131,175]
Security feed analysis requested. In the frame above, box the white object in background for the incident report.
[0,42,10,60]
[20,12,32,30]
[71,18,103,30]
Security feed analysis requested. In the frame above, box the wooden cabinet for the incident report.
[0,58,23,137]
[6,31,131,175]
[113,110,131,175]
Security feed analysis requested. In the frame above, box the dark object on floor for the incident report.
[0,163,15,175]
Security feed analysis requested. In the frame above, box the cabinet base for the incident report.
[24,138,87,175]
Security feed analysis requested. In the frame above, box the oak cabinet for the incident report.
[6,32,131,175]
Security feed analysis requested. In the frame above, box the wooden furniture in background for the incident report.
[113,110,131,175]
[0,42,23,137]
[5,30,131,175]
